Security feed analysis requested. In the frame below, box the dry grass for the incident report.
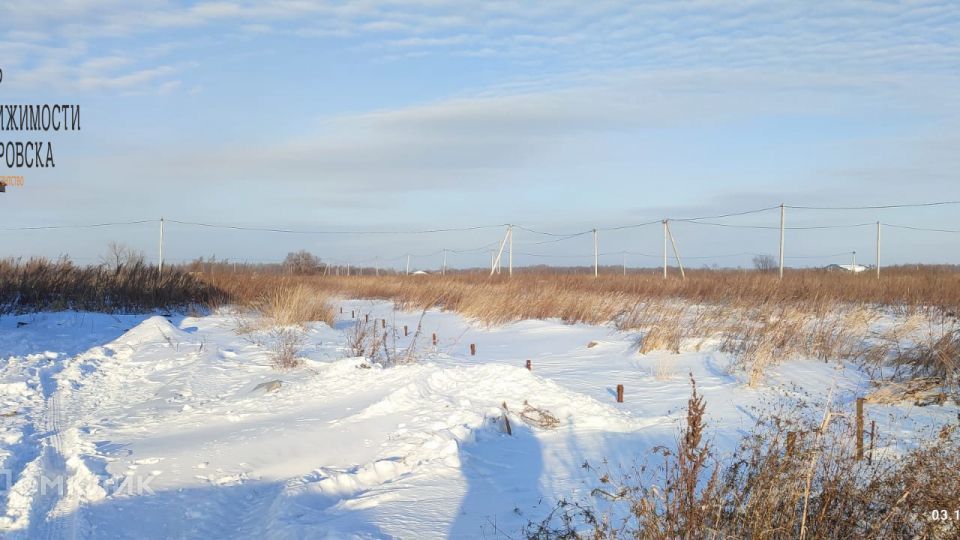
[528,379,960,539]
[257,284,335,327]
[269,327,306,370]
[0,257,222,314]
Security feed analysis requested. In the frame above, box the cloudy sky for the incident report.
[1,0,958,269]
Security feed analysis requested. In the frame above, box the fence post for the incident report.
[442,249,447,276]
[616,384,624,403]
[778,203,785,280]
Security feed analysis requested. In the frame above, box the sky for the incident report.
[0,0,958,270]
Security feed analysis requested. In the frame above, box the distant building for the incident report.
[824,264,869,273]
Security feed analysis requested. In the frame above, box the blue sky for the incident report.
[1,1,958,270]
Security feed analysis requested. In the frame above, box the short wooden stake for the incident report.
[340,307,343,314]
[470,343,476,356]
[351,310,355,318]
[868,420,876,464]
[786,431,797,457]
[432,333,437,345]
[365,314,369,323]
[525,359,532,371]
[381,319,386,329]
[403,325,409,336]
[616,384,624,403]
[855,397,865,460]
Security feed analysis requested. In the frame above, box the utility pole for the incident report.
[593,229,599,277]
[158,217,164,279]
[665,220,685,280]
[662,220,668,279]
[508,225,513,277]
[490,226,510,276]
[778,203,785,280]
[876,221,881,280]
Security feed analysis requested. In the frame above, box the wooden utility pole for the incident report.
[508,225,513,277]
[593,229,599,277]
[665,220,685,280]
[158,217,164,279]
[778,203,785,280]
[876,222,881,280]
[662,220,668,279]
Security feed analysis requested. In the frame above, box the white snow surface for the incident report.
[0,301,955,539]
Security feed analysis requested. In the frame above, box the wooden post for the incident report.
[501,402,512,436]
[856,397,865,460]
[622,251,626,276]
[365,314,369,323]
[616,384,624,403]
[525,359,531,371]
[868,420,876,464]
[351,310,355,318]
[381,319,386,329]
[786,431,797,457]
[404,325,408,336]
[442,249,447,276]
[340,307,343,314]
[470,343,476,356]
[778,203,785,280]
[432,333,437,345]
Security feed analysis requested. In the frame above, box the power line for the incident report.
[882,223,960,234]
[164,219,507,235]
[0,219,156,231]
[678,220,875,230]
[786,201,960,210]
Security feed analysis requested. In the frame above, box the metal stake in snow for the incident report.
[593,228,599,278]
[158,217,164,279]
[778,203,785,280]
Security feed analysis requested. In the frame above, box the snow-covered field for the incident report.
[0,301,955,539]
